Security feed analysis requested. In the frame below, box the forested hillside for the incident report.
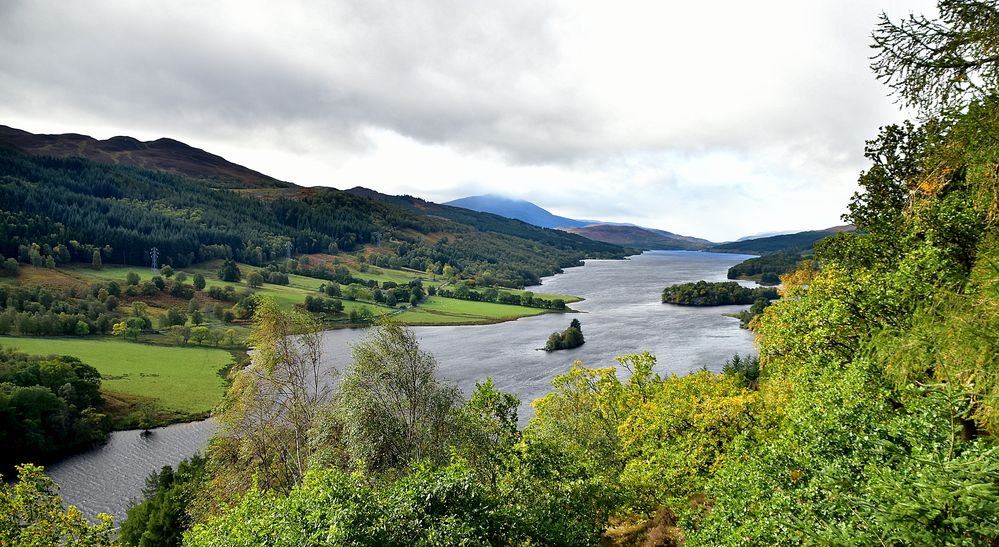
[0,147,626,288]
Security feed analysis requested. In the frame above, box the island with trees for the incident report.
[544,318,585,351]
[661,280,778,306]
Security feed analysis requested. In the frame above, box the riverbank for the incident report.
[0,336,238,429]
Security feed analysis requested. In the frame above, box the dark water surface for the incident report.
[46,419,217,522]
[318,251,760,422]
[48,250,757,522]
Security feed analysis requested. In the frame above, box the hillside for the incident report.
[347,187,628,255]
[710,227,846,255]
[563,224,708,250]
[0,132,628,288]
[0,125,290,189]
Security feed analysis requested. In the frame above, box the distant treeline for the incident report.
[661,281,778,306]
[727,251,806,284]
[434,283,567,310]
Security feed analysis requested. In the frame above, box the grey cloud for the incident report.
[0,0,609,161]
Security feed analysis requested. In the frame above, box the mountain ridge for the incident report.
[0,124,291,189]
[444,193,712,249]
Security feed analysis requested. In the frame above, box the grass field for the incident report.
[55,260,579,326]
[0,336,232,418]
[396,296,550,325]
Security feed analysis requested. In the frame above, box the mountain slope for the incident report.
[444,195,589,228]
[445,194,712,247]
[563,224,707,250]
[0,127,629,287]
[711,228,846,255]
[347,187,628,255]
[0,125,290,189]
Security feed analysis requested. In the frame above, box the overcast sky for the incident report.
[0,0,933,241]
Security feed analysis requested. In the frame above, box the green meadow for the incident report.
[0,336,231,418]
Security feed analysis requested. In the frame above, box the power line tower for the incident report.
[150,247,159,272]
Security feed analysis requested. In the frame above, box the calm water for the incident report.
[319,251,760,422]
[46,419,217,522]
[47,250,757,522]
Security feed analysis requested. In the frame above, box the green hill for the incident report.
[0,135,627,288]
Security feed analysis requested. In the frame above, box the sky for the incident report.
[0,0,934,241]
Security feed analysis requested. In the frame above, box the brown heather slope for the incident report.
[0,125,291,189]
[564,224,708,250]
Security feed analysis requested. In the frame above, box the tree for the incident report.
[193,272,206,291]
[872,0,999,114]
[126,271,141,286]
[210,298,332,495]
[247,272,264,288]
[544,319,585,351]
[0,464,115,546]
[330,323,462,471]
[91,249,102,270]
[159,307,186,328]
[1,258,18,277]
[120,456,206,547]
[74,320,89,336]
[218,259,242,282]
[189,326,209,345]
[191,310,204,325]
[457,378,520,486]
[160,265,174,278]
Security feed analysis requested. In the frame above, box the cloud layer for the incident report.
[0,0,933,240]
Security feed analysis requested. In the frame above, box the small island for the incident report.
[661,280,778,306]
[544,318,585,351]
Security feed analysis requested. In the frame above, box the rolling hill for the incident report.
[563,224,708,250]
[0,126,628,288]
[711,227,851,255]
[0,124,290,189]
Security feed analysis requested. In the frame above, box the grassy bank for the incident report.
[0,336,233,427]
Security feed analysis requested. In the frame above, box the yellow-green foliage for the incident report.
[616,371,761,511]
[527,353,764,518]
[0,464,116,546]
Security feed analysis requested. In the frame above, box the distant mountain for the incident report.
[346,187,630,255]
[711,226,853,255]
[0,124,290,189]
[734,224,853,242]
[563,225,707,251]
[444,194,712,248]
[735,230,796,242]
[444,195,590,229]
